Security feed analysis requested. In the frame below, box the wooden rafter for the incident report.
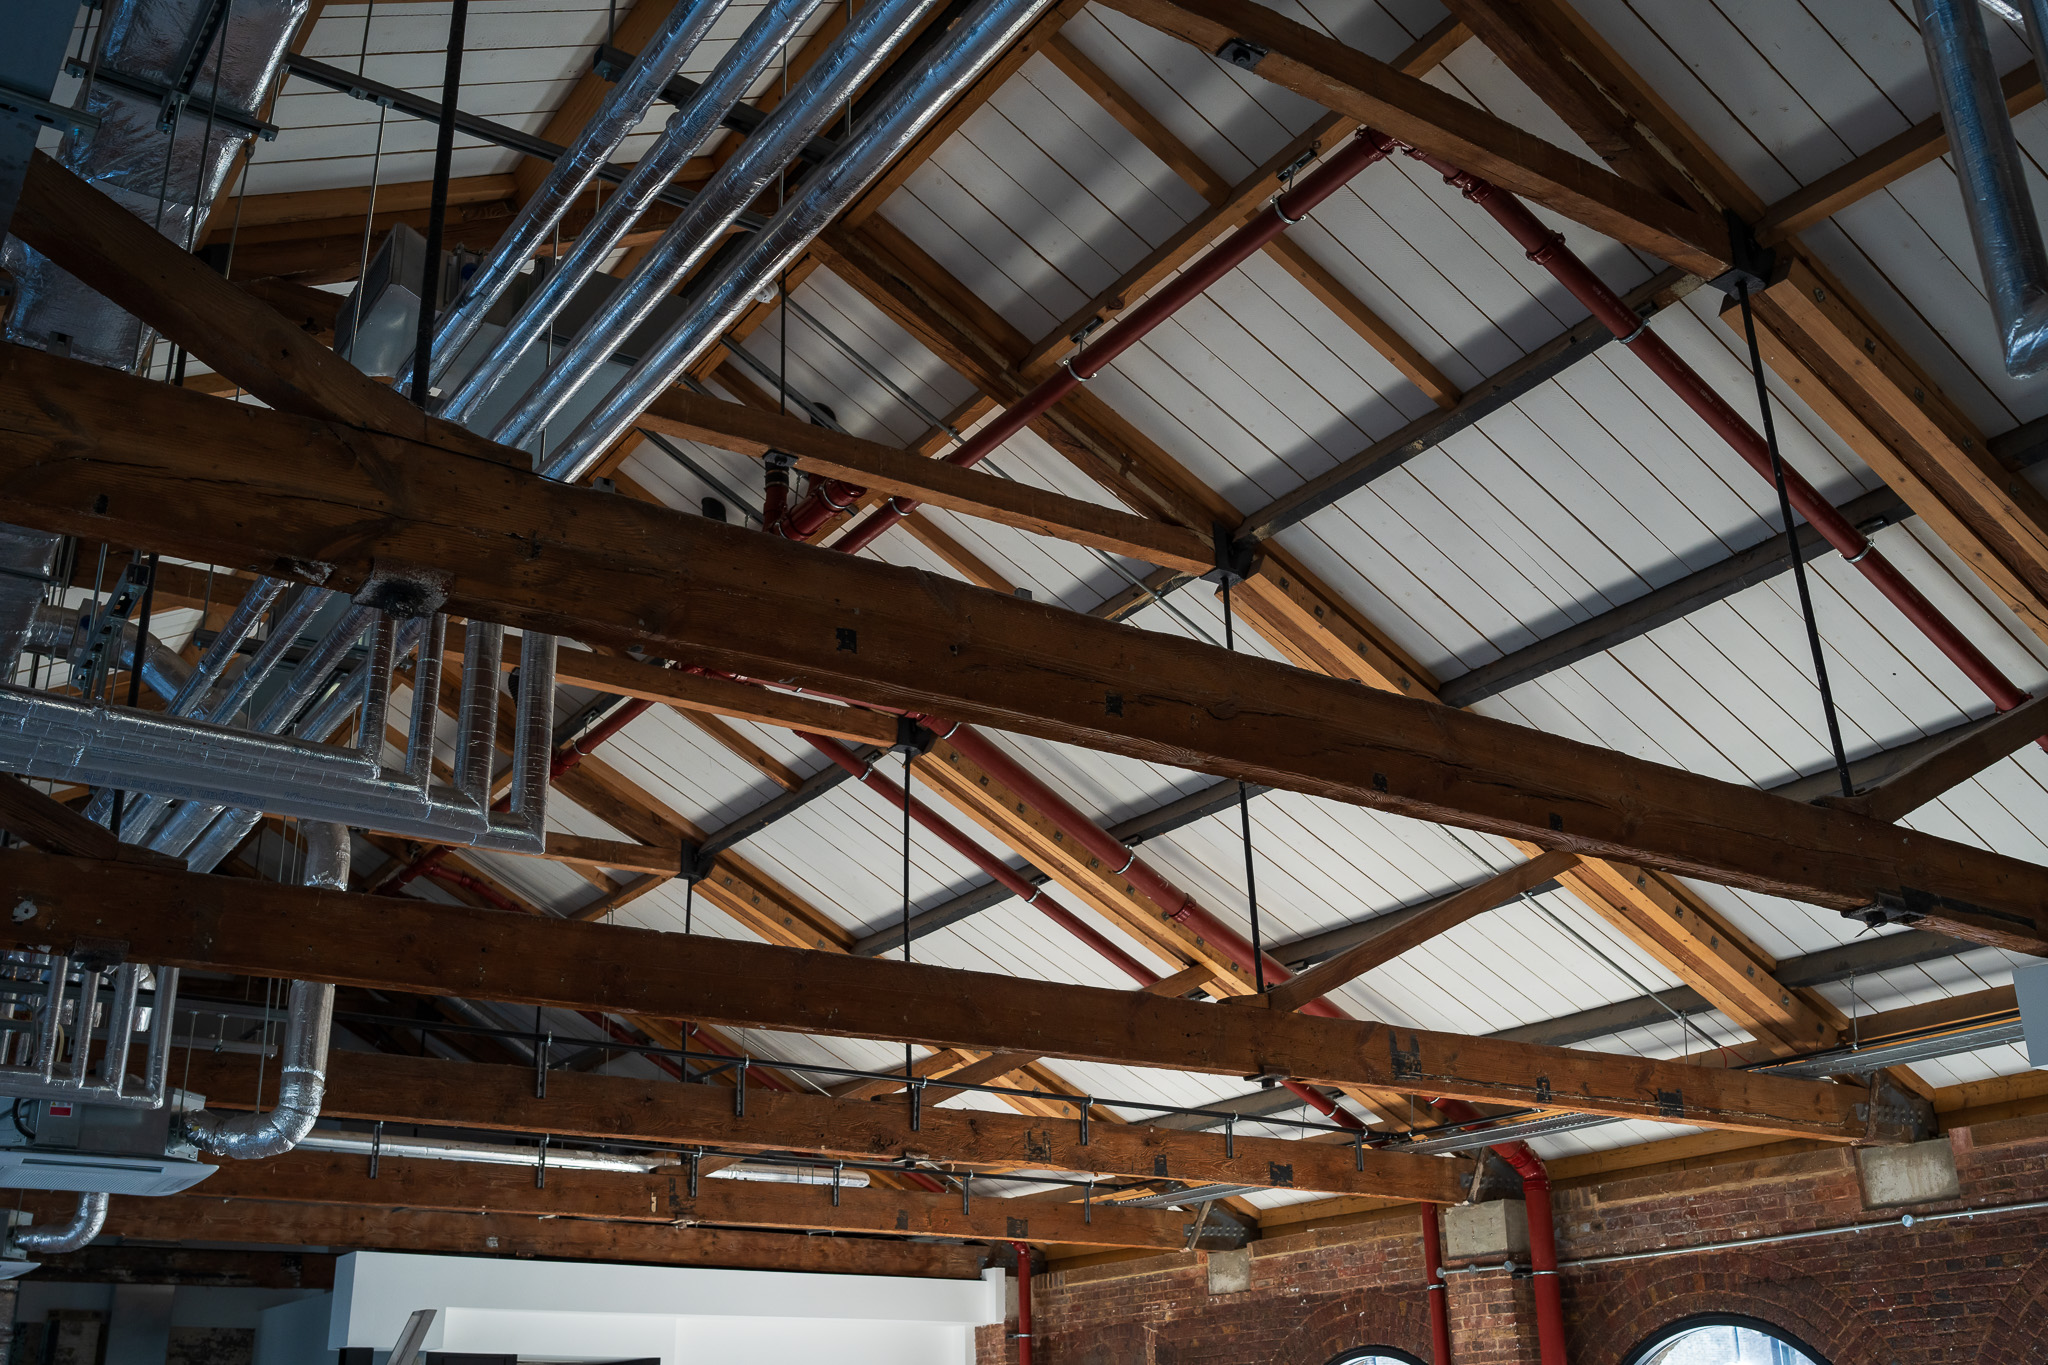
[1096,0,1731,275]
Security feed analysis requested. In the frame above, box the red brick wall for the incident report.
[991,1119,2048,1365]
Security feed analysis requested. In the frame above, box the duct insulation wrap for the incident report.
[433,0,827,423]
[540,0,1059,481]
[0,528,61,684]
[489,0,939,451]
[412,0,737,395]
[11,1192,108,1255]
[1916,0,2048,376]
[184,824,342,1159]
[2,0,308,371]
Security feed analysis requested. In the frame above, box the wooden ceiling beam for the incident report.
[1031,17,1464,402]
[0,850,1912,1141]
[9,348,2048,947]
[29,1192,989,1277]
[165,1149,1192,1249]
[1095,0,1731,276]
[178,1048,1473,1200]
[639,389,1216,571]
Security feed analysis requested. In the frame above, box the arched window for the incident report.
[1623,1314,1830,1365]
[1326,1351,1428,1365]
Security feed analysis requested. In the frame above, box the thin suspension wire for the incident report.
[770,301,1220,644]
[1221,578,1265,994]
[347,1,388,357]
[1737,279,1855,799]
[901,746,914,1083]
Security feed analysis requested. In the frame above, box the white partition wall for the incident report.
[320,1251,1004,1365]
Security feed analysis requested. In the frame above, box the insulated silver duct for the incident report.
[491,0,942,451]
[410,0,737,396]
[184,823,342,1160]
[86,580,323,835]
[1916,0,2048,376]
[0,528,60,684]
[540,0,1056,481]
[3,0,309,370]
[434,0,827,424]
[11,1192,108,1255]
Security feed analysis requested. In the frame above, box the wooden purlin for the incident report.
[31,1192,991,1278]
[1026,16,1468,397]
[0,851,1899,1141]
[178,1049,1475,1200]
[14,350,2048,947]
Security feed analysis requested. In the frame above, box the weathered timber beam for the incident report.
[0,852,1903,1140]
[0,775,180,866]
[26,1192,987,1277]
[1819,694,2048,825]
[1096,0,1731,276]
[11,152,500,461]
[177,1049,1471,1200]
[28,1246,336,1289]
[1247,851,1580,1013]
[179,1150,1188,1248]
[639,389,1216,572]
[5,349,2045,945]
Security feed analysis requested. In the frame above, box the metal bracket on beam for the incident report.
[1215,38,1269,71]
[63,61,276,141]
[1707,209,1779,297]
[892,716,938,756]
[0,84,100,136]
[1205,525,1257,586]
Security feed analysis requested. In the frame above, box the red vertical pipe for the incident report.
[1432,1097,1563,1365]
[1420,1203,1453,1365]
[776,128,1398,548]
[1403,148,2037,736]
[938,725,1344,1019]
[1011,1241,1034,1365]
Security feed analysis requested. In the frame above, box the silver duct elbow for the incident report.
[11,1193,109,1255]
[1916,0,2048,376]
[184,824,344,1159]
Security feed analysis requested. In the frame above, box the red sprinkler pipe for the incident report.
[938,726,1345,1020]
[1012,1241,1034,1365]
[800,731,1159,984]
[1420,1203,1452,1364]
[1431,1097,1564,1365]
[1403,147,2039,746]
[776,127,1398,549]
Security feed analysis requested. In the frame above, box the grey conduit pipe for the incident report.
[435,0,829,424]
[492,0,945,452]
[1916,0,2048,377]
[539,0,1058,481]
[184,823,344,1159]
[11,1193,108,1255]
[407,0,738,397]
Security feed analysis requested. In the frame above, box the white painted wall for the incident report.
[321,1252,1003,1365]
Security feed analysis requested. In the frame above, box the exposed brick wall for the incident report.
[1000,1118,2048,1365]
